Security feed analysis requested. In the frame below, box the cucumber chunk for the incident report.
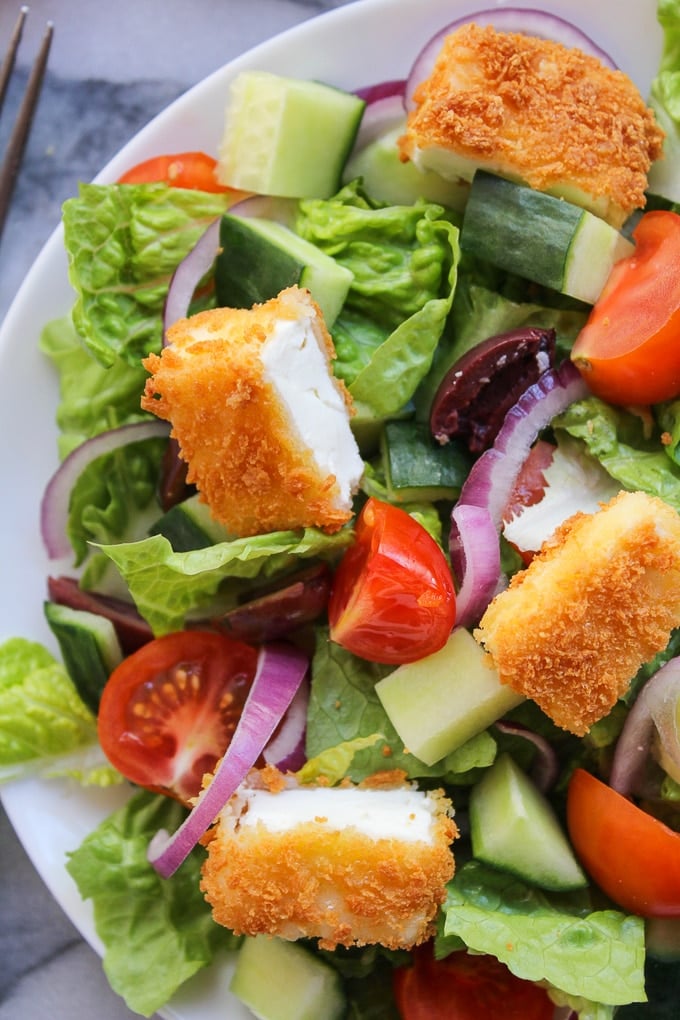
[218,71,365,199]
[149,493,232,551]
[215,214,353,326]
[460,171,634,304]
[230,935,346,1020]
[470,752,587,892]
[375,627,524,766]
[344,122,470,209]
[381,420,470,503]
[44,602,123,713]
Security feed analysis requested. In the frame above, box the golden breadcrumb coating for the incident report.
[200,768,457,951]
[475,491,680,736]
[399,23,664,228]
[141,286,358,537]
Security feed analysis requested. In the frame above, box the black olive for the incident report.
[430,326,557,453]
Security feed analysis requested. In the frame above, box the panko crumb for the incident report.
[475,491,680,735]
[399,23,664,227]
[141,286,363,537]
[200,767,457,951]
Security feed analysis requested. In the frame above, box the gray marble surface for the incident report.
[0,2,352,1017]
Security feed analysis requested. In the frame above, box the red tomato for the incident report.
[393,944,554,1020]
[98,630,258,804]
[117,151,233,193]
[571,210,680,406]
[327,498,456,664]
[566,768,680,917]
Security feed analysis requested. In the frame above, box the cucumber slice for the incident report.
[230,935,346,1020]
[217,71,365,199]
[344,121,470,209]
[44,602,123,713]
[149,493,232,551]
[375,627,524,766]
[469,752,587,892]
[215,214,353,326]
[460,171,634,305]
[381,419,470,503]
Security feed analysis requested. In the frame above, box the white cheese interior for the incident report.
[261,315,364,507]
[226,785,439,843]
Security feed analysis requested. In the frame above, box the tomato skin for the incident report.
[566,768,680,917]
[97,630,258,804]
[393,944,554,1020]
[327,498,456,665]
[117,151,233,193]
[571,210,680,406]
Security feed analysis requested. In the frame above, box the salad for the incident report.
[3,1,680,1019]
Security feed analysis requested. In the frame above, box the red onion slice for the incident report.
[350,92,407,156]
[162,217,221,341]
[41,420,170,560]
[610,657,680,797]
[405,8,616,110]
[450,361,588,627]
[148,641,308,878]
[262,676,309,772]
[355,79,406,104]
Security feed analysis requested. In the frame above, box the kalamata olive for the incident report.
[211,563,332,643]
[430,326,557,453]
[47,575,153,654]
[158,437,194,512]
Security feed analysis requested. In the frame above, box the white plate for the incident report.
[0,1,665,1017]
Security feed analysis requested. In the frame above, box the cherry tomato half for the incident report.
[117,151,232,193]
[393,944,554,1020]
[98,630,258,804]
[328,498,456,664]
[571,210,680,406]
[566,768,680,917]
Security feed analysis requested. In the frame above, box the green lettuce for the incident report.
[63,182,230,367]
[297,182,460,420]
[99,527,354,635]
[647,0,680,202]
[439,861,646,1008]
[554,397,680,511]
[40,315,150,457]
[66,790,238,1017]
[306,633,497,783]
[0,638,118,785]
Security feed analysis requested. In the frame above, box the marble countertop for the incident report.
[0,2,352,1017]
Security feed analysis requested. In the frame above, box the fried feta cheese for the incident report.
[399,23,664,228]
[476,491,680,736]
[200,768,457,951]
[141,286,364,537]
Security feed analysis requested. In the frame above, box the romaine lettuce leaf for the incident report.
[0,637,117,785]
[439,861,646,1007]
[99,527,354,635]
[63,182,230,367]
[647,0,680,202]
[554,397,680,511]
[306,633,497,783]
[39,315,151,457]
[66,790,239,1017]
[297,182,460,420]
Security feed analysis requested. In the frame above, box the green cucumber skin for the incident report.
[469,752,587,892]
[381,420,471,502]
[461,171,582,292]
[150,494,231,551]
[43,602,122,714]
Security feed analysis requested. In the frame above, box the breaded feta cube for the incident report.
[200,768,457,951]
[141,286,364,537]
[476,491,680,736]
[399,24,664,228]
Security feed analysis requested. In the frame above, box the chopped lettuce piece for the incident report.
[297,182,460,421]
[306,633,497,783]
[99,527,353,635]
[63,182,230,367]
[40,315,151,457]
[439,861,646,1007]
[66,790,238,1017]
[647,0,680,202]
[0,637,117,785]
